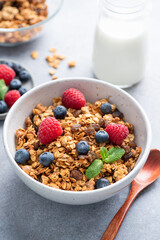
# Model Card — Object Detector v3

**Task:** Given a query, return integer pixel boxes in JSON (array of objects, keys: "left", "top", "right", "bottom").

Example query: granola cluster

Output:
[
  {"left": 0, "top": 0, "right": 48, "bottom": 44},
  {"left": 16, "top": 98, "right": 141, "bottom": 191}
]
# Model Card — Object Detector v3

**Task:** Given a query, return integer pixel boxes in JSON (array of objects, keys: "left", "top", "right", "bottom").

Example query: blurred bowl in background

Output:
[{"left": 0, "top": 0, "right": 63, "bottom": 47}]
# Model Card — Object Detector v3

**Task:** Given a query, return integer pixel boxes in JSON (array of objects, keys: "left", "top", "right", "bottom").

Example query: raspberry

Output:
[
  {"left": 62, "top": 88, "right": 86, "bottom": 110},
  {"left": 4, "top": 90, "right": 21, "bottom": 108},
  {"left": 105, "top": 123, "right": 129, "bottom": 146},
  {"left": 0, "top": 64, "right": 15, "bottom": 85},
  {"left": 38, "top": 117, "right": 63, "bottom": 144}
]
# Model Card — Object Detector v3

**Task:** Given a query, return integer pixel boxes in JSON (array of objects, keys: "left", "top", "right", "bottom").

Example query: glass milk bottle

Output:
[{"left": 92, "top": 0, "right": 151, "bottom": 88}]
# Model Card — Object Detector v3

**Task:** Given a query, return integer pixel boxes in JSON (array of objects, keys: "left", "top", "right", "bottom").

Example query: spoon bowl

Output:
[
  {"left": 102, "top": 149, "right": 160, "bottom": 240},
  {"left": 134, "top": 149, "right": 160, "bottom": 185}
]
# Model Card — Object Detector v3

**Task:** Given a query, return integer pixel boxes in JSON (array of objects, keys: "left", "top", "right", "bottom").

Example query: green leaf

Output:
[
  {"left": 100, "top": 147, "right": 108, "bottom": 161},
  {"left": 0, "top": 79, "right": 8, "bottom": 100},
  {"left": 86, "top": 159, "right": 103, "bottom": 179},
  {"left": 103, "top": 147, "right": 125, "bottom": 163}
]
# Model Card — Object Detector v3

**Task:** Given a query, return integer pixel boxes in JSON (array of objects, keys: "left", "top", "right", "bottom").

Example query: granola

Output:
[
  {"left": 68, "top": 61, "right": 76, "bottom": 68},
  {"left": 0, "top": 0, "right": 48, "bottom": 44},
  {"left": 15, "top": 97, "right": 141, "bottom": 191},
  {"left": 31, "top": 51, "right": 38, "bottom": 59}
]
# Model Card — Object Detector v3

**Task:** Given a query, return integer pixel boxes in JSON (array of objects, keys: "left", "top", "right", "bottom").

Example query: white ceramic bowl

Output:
[{"left": 3, "top": 78, "right": 152, "bottom": 205}]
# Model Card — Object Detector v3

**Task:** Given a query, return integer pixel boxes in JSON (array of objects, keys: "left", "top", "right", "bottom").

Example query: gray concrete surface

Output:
[{"left": 0, "top": 0, "right": 160, "bottom": 239}]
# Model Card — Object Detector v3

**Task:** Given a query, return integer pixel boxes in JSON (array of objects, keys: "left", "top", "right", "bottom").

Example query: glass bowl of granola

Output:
[
  {"left": 0, "top": 0, "right": 63, "bottom": 46},
  {"left": 3, "top": 78, "right": 151, "bottom": 205}
]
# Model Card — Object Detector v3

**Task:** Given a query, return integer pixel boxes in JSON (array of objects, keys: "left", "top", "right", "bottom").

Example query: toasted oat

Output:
[
  {"left": 68, "top": 61, "right": 76, "bottom": 68},
  {"left": 52, "top": 76, "right": 58, "bottom": 80},
  {"left": 46, "top": 47, "right": 66, "bottom": 70},
  {"left": 49, "top": 48, "right": 56, "bottom": 53},
  {"left": 49, "top": 69, "right": 56, "bottom": 75},
  {"left": 57, "top": 55, "right": 66, "bottom": 60},
  {"left": 31, "top": 51, "right": 38, "bottom": 60},
  {"left": 50, "top": 63, "right": 58, "bottom": 69}
]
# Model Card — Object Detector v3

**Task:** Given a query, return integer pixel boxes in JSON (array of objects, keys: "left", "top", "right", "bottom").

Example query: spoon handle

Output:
[{"left": 101, "top": 184, "right": 142, "bottom": 240}]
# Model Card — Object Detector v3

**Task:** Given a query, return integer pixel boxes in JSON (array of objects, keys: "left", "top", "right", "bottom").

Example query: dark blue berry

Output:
[
  {"left": 95, "top": 130, "right": 109, "bottom": 143},
  {"left": 96, "top": 178, "right": 110, "bottom": 189},
  {"left": 12, "top": 63, "right": 23, "bottom": 76},
  {"left": 0, "top": 100, "right": 8, "bottom": 113},
  {"left": 100, "top": 103, "right": 112, "bottom": 114},
  {"left": 0, "top": 61, "right": 8, "bottom": 65},
  {"left": 6, "top": 62, "right": 14, "bottom": 69},
  {"left": 9, "top": 79, "right": 22, "bottom": 90},
  {"left": 0, "top": 61, "right": 13, "bottom": 68},
  {"left": 39, "top": 152, "right": 54, "bottom": 167},
  {"left": 15, "top": 149, "right": 30, "bottom": 164},
  {"left": 54, "top": 105, "right": 67, "bottom": 119},
  {"left": 19, "top": 70, "right": 31, "bottom": 82},
  {"left": 19, "top": 87, "right": 28, "bottom": 95},
  {"left": 76, "top": 141, "right": 90, "bottom": 155}
]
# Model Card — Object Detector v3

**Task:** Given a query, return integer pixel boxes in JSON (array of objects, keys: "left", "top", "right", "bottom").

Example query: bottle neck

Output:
[{"left": 99, "top": 0, "right": 150, "bottom": 14}]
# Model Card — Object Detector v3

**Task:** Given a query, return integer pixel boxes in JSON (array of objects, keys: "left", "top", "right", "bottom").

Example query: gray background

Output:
[{"left": 0, "top": 0, "right": 160, "bottom": 239}]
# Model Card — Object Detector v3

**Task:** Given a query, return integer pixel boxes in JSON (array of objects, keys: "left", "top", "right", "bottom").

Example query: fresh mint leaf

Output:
[
  {"left": 86, "top": 159, "right": 103, "bottom": 179},
  {"left": 85, "top": 147, "right": 125, "bottom": 179},
  {"left": 100, "top": 147, "right": 108, "bottom": 161},
  {"left": 103, "top": 147, "right": 125, "bottom": 163},
  {"left": 0, "top": 79, "right": 8, "bottom": 100}
]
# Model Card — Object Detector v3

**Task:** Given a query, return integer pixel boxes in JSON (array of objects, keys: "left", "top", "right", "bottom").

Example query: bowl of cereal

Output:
[
  {"left": 3, "top": 78, "right": 151, "bottom": 205},
  {"left": 0, "top": 0, "right": 63, "bottom": 46}
]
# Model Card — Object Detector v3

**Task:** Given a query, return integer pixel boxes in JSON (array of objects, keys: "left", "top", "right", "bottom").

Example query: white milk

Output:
[{"left": 92, "top": 17, "right": 147, "bottom": 87}]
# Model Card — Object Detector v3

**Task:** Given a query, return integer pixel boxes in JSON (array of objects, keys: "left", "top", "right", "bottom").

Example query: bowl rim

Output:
[
  {"left": 0, "top": 0, "right": 63, "bottom": 33},
  {"left": 3, "top": 77, "right": 152, "bottom": 195}
]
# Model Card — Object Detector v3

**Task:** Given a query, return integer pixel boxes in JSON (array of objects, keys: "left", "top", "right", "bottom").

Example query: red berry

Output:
[
  {"left": 105, "top": 123, "right": 129, "bottom": 145},
  {"left": 4, "top": 90, "right": 21, "bottom": 108},
  {"left": 38, "top": 117, "right": 63, "bottom": 144},
  {"left": 62, "top": 88, "right": 86, "bottom": 110},
  {"left": 0, "top": 64, "right": 15, "bottom": 85}
]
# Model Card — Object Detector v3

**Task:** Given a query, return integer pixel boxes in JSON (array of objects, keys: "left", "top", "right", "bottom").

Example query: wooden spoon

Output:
[{"left": 101, "top": 149, "right": 160, "bottom": 240}]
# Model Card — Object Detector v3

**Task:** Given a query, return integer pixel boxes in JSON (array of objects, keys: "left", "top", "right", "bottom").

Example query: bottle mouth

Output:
[{"left": 100, "top": 0, "right": 149, "bottom": 14}]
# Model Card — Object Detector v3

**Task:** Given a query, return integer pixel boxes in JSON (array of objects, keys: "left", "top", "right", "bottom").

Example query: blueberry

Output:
[
  {"left": 100, "top": 103, "right": 112, "bottom": 114},
  {"left": 12, "top": 63, "right": 23, "bottom": 76},
  {"left": 54, "top": 105, "right": 67, "bottom": 119},
  {"left": 0, "top": 61, "right": 10, "bottom": 66},
  {"left": 0, "top": 100, "right": 8, "bottom": 113},
  {"left": 9, "top": 79, "right": 22, "bottom": 90},
  {"left": 15, "top": 149, "right": 30, "bottom": 164},
  {"left": 6, "top": 62, "right": 14, "bottom": 69},
  {"left": 18, "top": 87, "right": 28, "bottom": 95},
  {"left": 76, "top": 141, "right": 90, "bottom": 155},
  {"left": 96, "top": 178, "right": 110, "bottom": 189},
  {"left": 95, "top": 130, "right": 109, "bottom": 143},
  {"left": 19, "top": 70, "right": 31, "bottom": 82},
  {"left": 39, "top": 152, "right": 54, "bottom": 167}
]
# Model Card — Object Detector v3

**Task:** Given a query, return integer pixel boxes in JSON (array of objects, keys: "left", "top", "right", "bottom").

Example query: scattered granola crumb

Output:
[
  {"left": 46, "top": 48, "right": 65, "bottom": 69},
  {"left": 68, "top": 61, "right": 76, "bottom": 68},
  {"left": 57, "top": 55, "right": 66, "bottom": 60},
  {"left": 49, "top": 48, "right": 56, "bottom": 53},
  {"left": 49, "top": 69, "right": 56, "bottom": 75},
  {"left": 45, "top": 47, "right": 76, "bottom": 78},
  {"left": 50, "top": 63, "right": 58, "bottom": 69},
  {"left": 31, "top": 51, "right": 38, "bottom": 60},
  {"left": 52, "top": 76, "right": 58, "bottom": 80}
]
